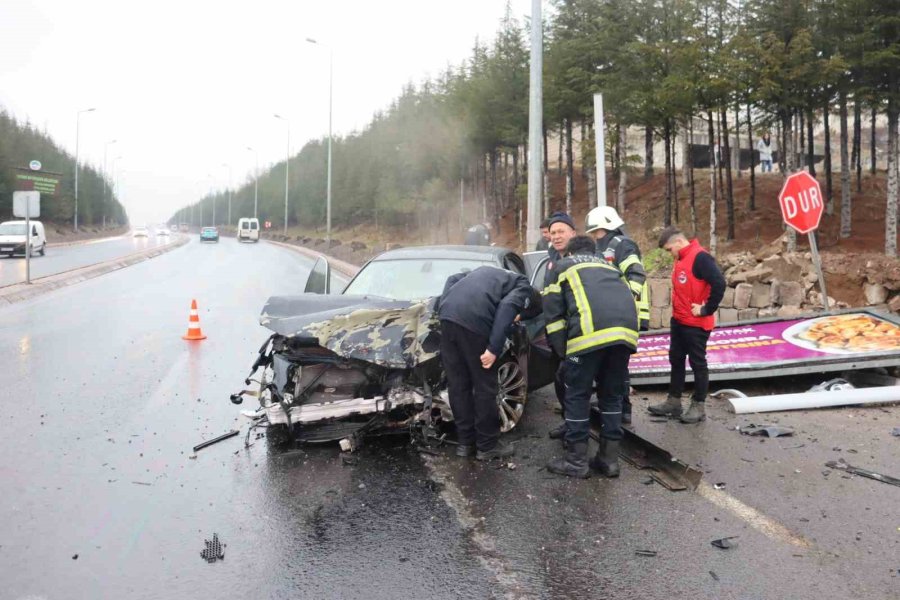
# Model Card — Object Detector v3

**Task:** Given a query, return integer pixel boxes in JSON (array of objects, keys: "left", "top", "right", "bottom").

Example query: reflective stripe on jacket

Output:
[
  {"left": 596, "top": 231, "right": 650, "bottom": 331},
  {"left": 542, "top": 254, "right": 639, "bottom": 357}
]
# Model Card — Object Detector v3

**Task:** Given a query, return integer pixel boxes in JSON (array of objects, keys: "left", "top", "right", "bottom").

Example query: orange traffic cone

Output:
[{"left": 182, "top": 299, "right": 207, "bottom": 340}]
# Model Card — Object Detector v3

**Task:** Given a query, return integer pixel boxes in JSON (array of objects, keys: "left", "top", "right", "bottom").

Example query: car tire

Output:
[
  {"left": 39, "top": 244, "right": 45, "bottom": 256},
  {"left": 496, "top": 358, "right": 527, "bottom": 433}
]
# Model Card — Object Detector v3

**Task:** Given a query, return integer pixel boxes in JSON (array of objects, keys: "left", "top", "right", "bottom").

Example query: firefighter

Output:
[
  {"left": 438, "top": 266, "right": 543, "bottom": 460},
  {"left": 542, "top": 212, "right": 578, "bottom": 441},
  {"left": 648, "top": 226, "right": 726, "bottom": 424},
  {"left": 543, "top": 235, "right": 639, "bottom": 478},
  {"left": 584, "top": 205, "right": 650, "bottom": 425}
]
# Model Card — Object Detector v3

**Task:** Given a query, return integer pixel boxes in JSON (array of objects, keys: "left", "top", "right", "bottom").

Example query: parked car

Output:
[
  {"left": 231, "top": 245, "right": 557, "bottom": 449},
  {"left": 0, "top": 220, "right": 47, "bottom": 257},
  {"left": 237, "top": 217, "right": 260, "bottom": 242},
  {"left": 200, "top": 227, "right": 219, "bottom": 243},
  {"left": 132, "top": 226, "right": 149, "bottom": 238}
]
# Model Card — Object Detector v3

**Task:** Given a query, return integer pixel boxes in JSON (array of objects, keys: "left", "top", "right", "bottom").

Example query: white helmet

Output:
[{"left": 585, "top": 205, "right": 624, "bottom": 234}]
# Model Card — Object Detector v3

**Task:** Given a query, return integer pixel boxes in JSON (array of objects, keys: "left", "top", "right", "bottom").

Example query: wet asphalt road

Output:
[
  {"left": 0, "top": 238, "right": 897, "bottom": 599},
  {"left": 0, "top": 233, "right": 172, "bottom": 287}
]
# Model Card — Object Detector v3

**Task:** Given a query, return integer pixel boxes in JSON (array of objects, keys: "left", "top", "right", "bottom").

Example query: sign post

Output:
[
  {"left": 778, "top": 172, "right": 828, "bottom": 310},
  {"left": 13, "top": 191, "right": 40, "bottom": 285}
]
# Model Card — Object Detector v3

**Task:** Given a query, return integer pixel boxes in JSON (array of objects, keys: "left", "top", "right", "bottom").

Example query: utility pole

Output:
[
  {"left": 526, "top": 0, "right": 544, "bottom": 249},
  {"left": 593, "top": 93, "right": 607, "bottom": 207}
]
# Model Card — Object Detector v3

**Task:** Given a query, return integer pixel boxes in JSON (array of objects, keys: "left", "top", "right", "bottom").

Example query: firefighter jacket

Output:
[
  {"left": 595, "top": 229, "right": 650, "bottom": 331},
  {"left": 542, "top": 253, "right": 639, "bottom": 358}
]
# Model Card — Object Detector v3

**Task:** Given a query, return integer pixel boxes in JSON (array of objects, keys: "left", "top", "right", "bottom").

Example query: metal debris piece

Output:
[
  {"left": 740, "top": 424, "right": 794, "bottom": 438},
  {"left": 340, "top": 454, "right": 359, "bottom": 466},
  {"left": 709, "top": 571, "right": 720, "bottom": 582},
  {"left": 825, "top": 460, "right": 900, "bottom": 487},
  {"left": 635, "top": 550, "right": 657, "bottom": 557},
  {"left": 200, "top": 533, "right": 225, "bottom": 563},
  {"left": 193, "top": 430, "right": 239, "bottom": 452},
  {"left": 131, "top": 481, "right": 152, "bottom": 486},
  {"left": 713, "top": 482, "right": 726, "bottom": 490},
  {"left": 891, "top": 427, "right": 900, "bottom": 437},
  {"left": 711, "top": 536, "right": 739, "bottom": 550}
]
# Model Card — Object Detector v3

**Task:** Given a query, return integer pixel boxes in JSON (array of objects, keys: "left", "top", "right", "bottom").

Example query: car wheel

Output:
[
  {"left": 39, "top": 244, "right": 45, "bottom": 256},
  {"left": 497, "top": 359, "right": 527, "bottom": 433}
]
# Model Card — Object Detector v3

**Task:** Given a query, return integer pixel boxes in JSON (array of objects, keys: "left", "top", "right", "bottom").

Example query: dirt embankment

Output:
[{"left": 43, "top": 222, "right": 128, "bottom": 245}]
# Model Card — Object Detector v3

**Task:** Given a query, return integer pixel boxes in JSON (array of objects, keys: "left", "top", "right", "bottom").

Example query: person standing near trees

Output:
[
  {"left": 757, "top": 133, "right": 774, "bottom": 173},
  {"left": 648, "top": 227, "right": 726, "bottom": 424},
  {"left": 584, "top": 205, "right": 650, "bottom": 425},
  {"left": 535, "top": 218, "right": 551, "bottom": 251}
]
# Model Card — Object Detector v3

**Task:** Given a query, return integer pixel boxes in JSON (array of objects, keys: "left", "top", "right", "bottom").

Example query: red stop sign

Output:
[{"left": 778, "top": 171, "right": 824, "bottom": 234}]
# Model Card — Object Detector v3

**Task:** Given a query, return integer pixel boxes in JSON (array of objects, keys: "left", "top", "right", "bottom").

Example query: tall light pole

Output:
[
  {"left": 526, "top": 0, "right": 543, "bottom": 249},
  {"left": 306, "top": 37, "right": 333, "bottom": 242},
  {"left": 221, "top": 163, "right": 232, "bottom": 226},
  {"left": 103, "top": 139, "right": 117, "bottom": 229},
  {"left": 274, "top": 114, "right": 291, "bottom": 235},
  {"left": 74, "top": 107, "right": 96, "bottom": 232},
  {"left": 207, "top": 173, "right": 216, "bottom": 226},
  {"left": 246, "top": 146, "right": 259, "bottom": 218}
]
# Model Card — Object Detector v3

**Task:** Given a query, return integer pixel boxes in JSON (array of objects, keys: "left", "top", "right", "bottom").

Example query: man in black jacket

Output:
[{"left": 438, "top": 266, "right": 542, "bottom": 460}]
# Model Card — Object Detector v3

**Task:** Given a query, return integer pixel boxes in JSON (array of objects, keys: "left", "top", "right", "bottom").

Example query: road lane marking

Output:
[
  {"left": 697, "top": 481, "right": 811, "bottom": 548},
  {"left": 422, "top": 455, "right": 537, "bottom": 600}
]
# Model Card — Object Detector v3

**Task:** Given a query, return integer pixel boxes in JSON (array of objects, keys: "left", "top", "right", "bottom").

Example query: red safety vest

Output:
[{"left": 671, "top": 239, "right": 715, "bottom": 330}]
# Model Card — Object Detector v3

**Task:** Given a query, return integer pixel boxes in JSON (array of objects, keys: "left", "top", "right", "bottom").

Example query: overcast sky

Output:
[{"left": 1, "top": 0, "right": 534, "bottom": 225}]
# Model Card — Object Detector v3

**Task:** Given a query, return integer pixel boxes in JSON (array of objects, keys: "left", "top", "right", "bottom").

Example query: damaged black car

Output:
[{"left": 232, "top": 246, "right": 557, "bottom": 451}]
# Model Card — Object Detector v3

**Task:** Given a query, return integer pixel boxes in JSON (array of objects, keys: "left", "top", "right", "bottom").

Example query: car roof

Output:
[{"left": 370, "top": 244, "right": 514, "bottom": 262}]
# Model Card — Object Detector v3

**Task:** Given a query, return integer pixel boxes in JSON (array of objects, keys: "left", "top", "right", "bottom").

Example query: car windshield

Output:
[
  {"left": 202, "top": 228, "right": 216, "bottom": 233},
  {"left": 343, "top": 258, "right": 496, "bottom": 300},
  {"left": 0, "top": 223, "right": 27, "bottom": 236}
]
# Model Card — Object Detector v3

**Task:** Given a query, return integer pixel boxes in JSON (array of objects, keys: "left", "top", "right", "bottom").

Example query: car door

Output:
[
  {"left": 304, "top": 256, "right": 332, "bottom": 294},
  {"left": 507, "top": 252, "right": 558, "bottom": 391}
]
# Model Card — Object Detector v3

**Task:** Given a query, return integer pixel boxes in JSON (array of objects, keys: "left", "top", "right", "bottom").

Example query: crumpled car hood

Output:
[{"left": 259, "top": 294, "right": 441, "bottom": 369}]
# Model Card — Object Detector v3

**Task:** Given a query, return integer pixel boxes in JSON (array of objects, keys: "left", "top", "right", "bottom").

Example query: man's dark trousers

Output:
[
  {"left": 563, "top": 345, "right": 630, "bottom": 446},
  {"left": 440, "top": 320, "right": 501, "bottom": 451},
  {"left": 668, "top": 319, "right": 712, "bottom": 402}
]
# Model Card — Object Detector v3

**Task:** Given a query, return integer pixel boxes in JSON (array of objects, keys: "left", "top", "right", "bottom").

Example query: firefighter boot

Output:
[
  {"left": 680, "top": 401, "right": 706, "bottom": 424},
  {"left": 546, "top": 441, "right": 590, "bottom": 479},
  {"left": 647, "top": 395, "right": 683, "bottom": 417},
  {"left": 548, "top": 422, "right": 567, "bottom": 440},
  {"left": 589, "top": 438, "right": 621, "bottom": 478}
]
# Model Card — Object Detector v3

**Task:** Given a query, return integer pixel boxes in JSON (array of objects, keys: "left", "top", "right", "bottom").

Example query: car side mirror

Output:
[{"left": 304, "top": 256, "right": 332, "bottom": 294}]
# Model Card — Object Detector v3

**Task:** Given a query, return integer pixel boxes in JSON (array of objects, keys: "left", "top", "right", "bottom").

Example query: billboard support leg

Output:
[{"left": 808, "top": 232, "right": 828, "bottom": 311}]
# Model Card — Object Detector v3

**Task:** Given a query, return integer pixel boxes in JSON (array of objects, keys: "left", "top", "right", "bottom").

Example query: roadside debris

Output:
[
  {"left": 200, "top": 533, "right": 225, "bottom": 563},
  {"left": 891, "top": 427, "right": 900, "bottom": 437},
  {"left": 825, "top": 459, "right": 900, "bottom": 488},
  {"left": 808, "top": 378, "right": 854, "bottom": 392},
  {"left": 711, "top": 536, "right": 739, "bottom": 550},
  {"left": 709, "top": 571, "right": 720, "bottom": 582},
  {"left": 193, "top": 430, "right": 240, "bottom": 452},
  {"left": 713, "top": 482, "right": 726, "bottom": 490},
  {"left": 726, "top": 385, "right": 900, "bottom": 414},
  {"left": 739, "top": 424, "right": 795, "bottom": 438},
  {"left": 634, "top": 550, "right": 658, "bottom": 557}
]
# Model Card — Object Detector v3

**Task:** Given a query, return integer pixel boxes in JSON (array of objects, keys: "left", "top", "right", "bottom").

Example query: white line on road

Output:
[{"left": 696, "top": 481, "right": 811, "bottom": 548}]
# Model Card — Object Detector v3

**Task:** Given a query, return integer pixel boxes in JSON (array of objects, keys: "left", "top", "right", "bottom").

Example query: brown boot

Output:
[
  {"left": 647, "top": 395, "right": 683, "bottom": 417},
  {"left": 679, "top": 401, "right": 706, "bottom": 424}
]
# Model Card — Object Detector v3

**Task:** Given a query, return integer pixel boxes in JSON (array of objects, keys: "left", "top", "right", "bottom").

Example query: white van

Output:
[
  {"left": 237, "top": 218, "right": 260, "bottom": 242},
  {"left": 0, "top": 220, "right": 47, "bottom": 257}
]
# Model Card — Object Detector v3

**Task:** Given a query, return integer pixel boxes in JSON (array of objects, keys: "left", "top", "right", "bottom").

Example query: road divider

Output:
[
  {"left": 263, "top": 239, "right": 360, "bottom": 277},
  {"left": 0, "top": 235, "right": 189, "bottom": 306}
]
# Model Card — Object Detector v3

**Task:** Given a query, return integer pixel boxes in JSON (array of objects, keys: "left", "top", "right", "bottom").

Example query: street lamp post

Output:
[
  {"left": 103, "top": 139, "right": 117, "bottom": 229},
  {"left": 274, "top": 114, "right": 290, "bottom": 235},
  {"left": 74, "top": 107, "right": 96, "bottom": 232},
  {"left": 221, "top": 163, "right": 232, "bottom": 226},
  {"left": 306, "top": 37, "right": 333, "bottom": 242},
  {"left": 246, "top": 146, "right": 259, "bottom": 218}
]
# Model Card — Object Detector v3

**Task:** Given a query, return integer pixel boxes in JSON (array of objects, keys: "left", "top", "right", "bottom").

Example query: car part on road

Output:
[
  {"left": 200, "top": 533, "right": 225, "bottom": 563},
  {"left": 711, "top": 536, "right": 739, "bottom": 550},
  {"left": 193, "top": 430, "right": 239, "bottom": 452},
  {"left": 739, "top": 424, "right": 795, "bottom": 438},
  {"left": 710, "top": 389, "right": 748, "bottom": 400},
  {"left": 634, "top": 550, "right": 657, "bottom": 557},
  {"left": 726, "top": 385, "right": 900, "bottom": 414},
  {"left": 590, "top": 409, "right": 703, "bottom": 491},
  {"left": 825, "top": 459, "right": 900, "bottom": 487},
  {"left": 892, "top": 427, "right": 900, "bottom": 437}
]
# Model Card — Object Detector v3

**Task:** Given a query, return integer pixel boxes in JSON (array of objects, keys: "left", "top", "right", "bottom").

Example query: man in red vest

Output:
[{"left": 648, "top": 227, "right": 725, "bottom": 424}]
